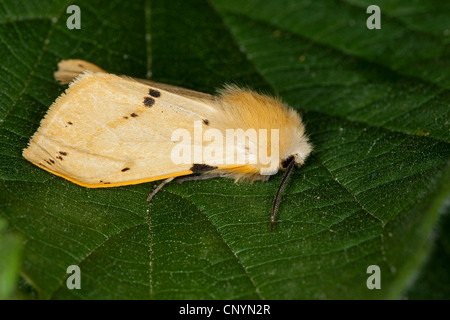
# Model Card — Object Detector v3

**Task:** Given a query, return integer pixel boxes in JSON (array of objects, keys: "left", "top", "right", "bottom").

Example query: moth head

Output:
[
  {"left": 272, "top": 132, "right": 312, "bottom": 231},
  {"left": 276, "top": 106, "right": 312, "bottom": 171},
  {"left": 280, "top": 141, "right": 312, "bottom": 169}
]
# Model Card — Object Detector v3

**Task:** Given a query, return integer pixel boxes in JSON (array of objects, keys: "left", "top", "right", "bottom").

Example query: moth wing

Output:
[
  {"left": 23, "top": 72, "right": 219, "bottom": 187},
  {"left": 135, "top": 78, "right": 216, "bottom": 103},
  {"left": 55, "top": 59, "right": 217, "bottom": 103}
]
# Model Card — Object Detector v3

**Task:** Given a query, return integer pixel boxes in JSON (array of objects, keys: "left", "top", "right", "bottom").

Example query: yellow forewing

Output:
[{"left": 23, "top": 72, "right": 220, "bottom": 187}]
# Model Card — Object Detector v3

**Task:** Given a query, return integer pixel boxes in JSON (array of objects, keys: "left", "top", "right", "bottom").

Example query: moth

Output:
[{"left": 23, "top": 60, "right": 312, "bottom": 230}]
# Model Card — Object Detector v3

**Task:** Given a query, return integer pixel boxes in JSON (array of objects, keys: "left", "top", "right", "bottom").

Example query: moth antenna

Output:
[{"left": 271, "top": 157, "right": 296, "bottom": 231}]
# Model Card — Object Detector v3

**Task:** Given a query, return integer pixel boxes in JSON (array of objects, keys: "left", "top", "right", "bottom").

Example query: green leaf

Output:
[
  {"left": 406, "top": 211, "right": 450, "bottom": 300},
  {"left": 0, "top": 218, "right": 24, "bottom": 299},
  {"left": 0, "top": 0, "right": 449, "bottom": 299}
]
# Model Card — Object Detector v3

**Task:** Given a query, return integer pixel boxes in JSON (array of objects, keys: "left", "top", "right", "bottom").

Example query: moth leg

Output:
[
  {"left": 176, "top": 173, "right": 224, "bottom": 184},
  {"left": 146, "top": 177, "right": 175, "bottom": 202}
]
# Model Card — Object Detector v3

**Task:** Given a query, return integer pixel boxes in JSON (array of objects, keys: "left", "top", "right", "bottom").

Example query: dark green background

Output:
[{"left": 0, "top": 0, "right": 448, "bottom": 299}]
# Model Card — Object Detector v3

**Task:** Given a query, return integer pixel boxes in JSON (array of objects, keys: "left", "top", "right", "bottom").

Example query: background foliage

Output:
[{"left": 0, "top": 0, "right": 448, "bottom": 299}]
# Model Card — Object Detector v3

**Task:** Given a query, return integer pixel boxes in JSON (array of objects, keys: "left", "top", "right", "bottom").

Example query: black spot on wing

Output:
[
  {"left": 144, "top": 97, "right": 155, "bottom": 107},
  {"left": 190, "top": 163, "right": 218, "bottom": 173},
  {"left": 59, "top": 151, "right": 67, "bottom": 156},
  {"left": 203, "top": 119, "right": 209, "bottom": 125},
  {"left": 67, "top": 121, "right": 73, "bottom": 125},
  {"left": 124, "top": 113, "right": 138, "bottom": 119},
  {"left": 149, "top": 89, "right": 161, "bottom": 97},
  {"left": 56, "top": 156, "right": 63, "bottom": 161},
  {"left": 121, "top": 167, "right": 130, "bottom": 172}
]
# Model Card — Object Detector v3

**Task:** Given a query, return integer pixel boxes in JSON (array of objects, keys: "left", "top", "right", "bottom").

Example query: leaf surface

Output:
[{"left": 0, "top": 0, "right": 448, "bottom": 299}]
